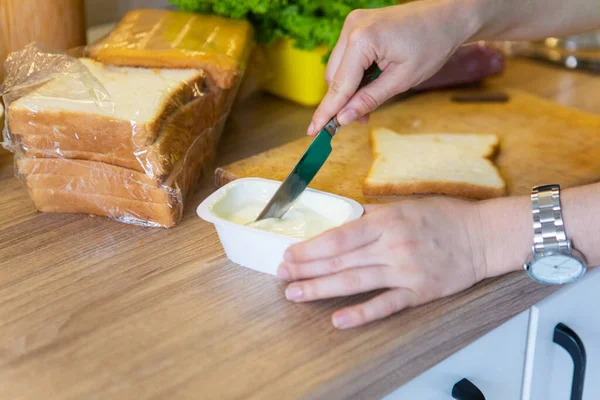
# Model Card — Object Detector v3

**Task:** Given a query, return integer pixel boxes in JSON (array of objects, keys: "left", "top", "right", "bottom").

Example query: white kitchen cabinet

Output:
[
  {"left": 522, "top": 268, "right": 600, "bottom": 400},
  {"left": 383, "top": 311, "right": 529, "bottom": 400}
]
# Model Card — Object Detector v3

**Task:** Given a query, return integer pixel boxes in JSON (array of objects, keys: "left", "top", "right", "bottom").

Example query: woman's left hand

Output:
[{"left": 277, "top": 197, "right": 491, "bottom": 329}]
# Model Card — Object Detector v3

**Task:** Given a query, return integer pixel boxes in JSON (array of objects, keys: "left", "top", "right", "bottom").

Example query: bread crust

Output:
[
  {"left": 363, "top": 180, "right": 505, "bottom": 200},
  {"left": 7, "top": 63, "right": 204, "bottom": 147},
  {"left": 15, "top": 105, "right": 226, "bottom": 227},
  {"left": 87, "top": 9, "right": 254, "bottom": 90},
  {"left": 89, "top": 50, "right": 238, "bottom": 90},
  {"left": 15, "top": 84, "right": 229, "bottom": 177},
  {"left": 29, "top": 188, "right": 179, "bottom": 227},
  {"left": 19, "top": 157, "right": 181, "bottom": 227},
  {"left": 25, "top": 174, "right": 174, "bottom": 203},
  {"left": 20, "top": 147, "right": 143, "bottom": 171},
  {"left": 17, "top": 158, "right": 159, "bottom": 186}
]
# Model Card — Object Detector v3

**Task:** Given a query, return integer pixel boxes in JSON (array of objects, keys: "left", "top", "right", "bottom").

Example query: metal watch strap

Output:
[{"left": 531, "top": 184, "right": 570, "bottom": 255}]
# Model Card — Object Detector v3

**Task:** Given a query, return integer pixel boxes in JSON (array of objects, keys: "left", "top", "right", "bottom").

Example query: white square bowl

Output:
[{"left": 197, "top": 178, "right": 364, "bottom": 275}]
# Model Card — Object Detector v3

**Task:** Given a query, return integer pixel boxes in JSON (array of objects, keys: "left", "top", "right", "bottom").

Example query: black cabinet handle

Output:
[
  {"left": 553, "top": 322, "right": 586, "bottom": 400},
  {"left": 451, "top": 378, "right": 486, "bottom": 400}
]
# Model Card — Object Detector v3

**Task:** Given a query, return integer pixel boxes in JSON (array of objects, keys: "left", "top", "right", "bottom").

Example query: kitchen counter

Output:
[{"left": 0, "top": 59, "right": 598, "bottom": 399}]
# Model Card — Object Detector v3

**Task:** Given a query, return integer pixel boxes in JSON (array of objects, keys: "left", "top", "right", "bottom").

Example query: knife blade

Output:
[{"left": 256, "top": 63, "right": 382, "bottom": 221}]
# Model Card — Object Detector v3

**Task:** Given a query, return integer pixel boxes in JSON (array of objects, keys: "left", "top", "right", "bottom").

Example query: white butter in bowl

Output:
[
  {"left": 197, "top": 178, "right": 364, "bottom": 275},
  {"left": 225, "top": 202, "right": 338, "bottom": 239}
]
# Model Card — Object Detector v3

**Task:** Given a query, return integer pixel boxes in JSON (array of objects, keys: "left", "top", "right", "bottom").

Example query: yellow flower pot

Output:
[
  {"left": 253, "top": 1, "right": 416, "bottom": 106},
  {"left": 258, "top": 39, "right": 328, "bottom": 107}
]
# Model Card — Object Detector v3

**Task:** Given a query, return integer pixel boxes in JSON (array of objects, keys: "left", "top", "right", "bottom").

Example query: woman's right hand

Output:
[{"left": 307, "top": 0, "right": 485, "bottom": 135}]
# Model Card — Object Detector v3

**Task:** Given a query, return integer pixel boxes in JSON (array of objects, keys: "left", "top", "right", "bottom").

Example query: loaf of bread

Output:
[
  {"left": 18, "top": 157, "right": 181, "bottom": 226},
  {"left": 29, "top": 189, "right": 179, "bottom": 228},
  {"left": 18, "top": 158, "right": 173, "bottom": 201},
  {"left": 6, "top": 60, "right": 227, "bottom": 226},
  {"left": 16, "top": 83, "right": 227, "bottom": 178},
  {"left": 88, "top": 9, "right": 254, "bottom": 89},
  {"left": 15, "top": 102, "right": 227, "bottom": 228},
  {"left": 3, "top": 8, "right": 253, "bottom": 227},
  {"left": 364, "top": 127, "right": 505, "bottom": 200},
  {"left": 8, "top": 58, "right": 204, "bottom": 148}
]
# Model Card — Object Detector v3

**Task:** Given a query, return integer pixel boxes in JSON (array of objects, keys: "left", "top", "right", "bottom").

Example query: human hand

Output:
[
  {"left": 307, "top": 0, "right": 484, "bottom": 135},
  {"left": 277, "top": 198, "right": 490, "bottom": 329}
]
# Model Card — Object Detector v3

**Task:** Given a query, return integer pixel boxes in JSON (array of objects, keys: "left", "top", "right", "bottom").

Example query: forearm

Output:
[
  {"left": 468, "top": 0, "right": 600, "bottom": 42},
  {"left": 480, "top": 183, "right": 600, "bottom": 278}
]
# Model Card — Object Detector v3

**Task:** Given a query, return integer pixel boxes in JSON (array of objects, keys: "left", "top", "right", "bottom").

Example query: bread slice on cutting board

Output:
[{"left": 364, "top": 127, "right": 505, "bottom": 200}]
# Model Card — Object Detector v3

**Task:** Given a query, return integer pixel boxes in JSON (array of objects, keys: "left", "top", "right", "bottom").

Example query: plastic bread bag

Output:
[
  {"left": 87, "top": 9, "right": 254, "bottom": 91},
  {"left": 1, "top": 10, "right": 253, "bottom": 228}
]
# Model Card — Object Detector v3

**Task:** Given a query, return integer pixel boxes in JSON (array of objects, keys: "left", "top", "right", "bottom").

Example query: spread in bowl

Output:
[
  {"left": 197, "top": 178, "right": 364, "bottom": 275},
  {"left": 226, "top": 202, "right": 337, "bottom": 239}
]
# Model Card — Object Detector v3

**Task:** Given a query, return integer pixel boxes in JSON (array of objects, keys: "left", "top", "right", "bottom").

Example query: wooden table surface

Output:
[{"left": 0, "top": 59, "right": 599, "bottom": 400}]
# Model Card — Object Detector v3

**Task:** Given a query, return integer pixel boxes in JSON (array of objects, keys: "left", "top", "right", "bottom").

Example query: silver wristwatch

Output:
[{"left": 524, "top": 184, "right": 587, "bottom": 285}]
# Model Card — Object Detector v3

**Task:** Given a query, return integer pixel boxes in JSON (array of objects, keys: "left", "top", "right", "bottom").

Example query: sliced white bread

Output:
[
  {"left": 17, "top": 158, "right": 174, "bottom": 203},
  {"left": 16, "top": 89, "right": 225, "bottom": 177},
  {"left": 17, "top": 157, "right": 182, "bottom": 227},
  {"left": 16, "top": 125, "right": 217, "bottom": 227},
  {"left": 29, "top": 189, "right": 179, "bottom": 228},
  {"left": 8, "top": 58, "right": 204, "bottom": 147},
  {"left": 364, "top": 127, "right": 505, "bottom": 200}
]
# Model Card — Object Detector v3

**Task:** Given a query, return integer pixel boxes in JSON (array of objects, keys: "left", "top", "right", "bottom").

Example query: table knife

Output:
[{"left": 256, "top": 63, "right": 382, "bottom": 221}]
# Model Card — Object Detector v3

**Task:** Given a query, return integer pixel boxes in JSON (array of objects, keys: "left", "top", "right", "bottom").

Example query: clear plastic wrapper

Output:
[
  {"left": 1, "top": 9, "right": 252, "bottom": 228},
  {"left": 87, "top": 9, "right": 254, "bottom": 90}
]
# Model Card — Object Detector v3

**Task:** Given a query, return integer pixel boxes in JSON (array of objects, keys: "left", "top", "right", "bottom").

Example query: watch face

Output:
[{"left": 529, "top": 254, "right": 586, "bottom": 284}]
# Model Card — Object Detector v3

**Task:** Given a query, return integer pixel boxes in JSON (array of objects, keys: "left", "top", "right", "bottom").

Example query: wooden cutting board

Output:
[{"left": 215, "top": 89, "right": 600, "bottom": 202}]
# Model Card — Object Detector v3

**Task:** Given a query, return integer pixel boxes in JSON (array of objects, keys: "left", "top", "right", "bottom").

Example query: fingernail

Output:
[
  {"left": 285, "top": 286, "right": 303, "bottom": 301},
  {"left": 307, "top": 122, "right": 315, "bottom": 135},
  {"left": 277, "top": 265, "right": 290, "bottom": 281},
  {"left": 333, "top": 314, "right": 351, "bottom": 329},
  {"left": 283, "top": 250, "right": 294, "bottom": 262},
  {"left": 337, "top": 109, "right": 357, "bottom": 126}
]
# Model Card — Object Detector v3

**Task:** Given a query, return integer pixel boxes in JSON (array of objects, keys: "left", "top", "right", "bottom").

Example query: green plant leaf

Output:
[{"left": 168, "top": 0, "right": 397, "bottom": 61}]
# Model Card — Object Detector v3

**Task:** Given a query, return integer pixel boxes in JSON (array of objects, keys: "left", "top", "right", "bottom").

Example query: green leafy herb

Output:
[{"left": 169, "top": 0, "right": 396, "bottom": 59}]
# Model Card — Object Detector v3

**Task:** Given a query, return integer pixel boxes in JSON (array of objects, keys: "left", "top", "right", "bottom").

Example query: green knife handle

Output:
[
  {"left": 358, "top": 62, "right": 382, "bottom": 90},
  {"left": 325, "top": 63, "right": 382, "bottom": 137}
]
